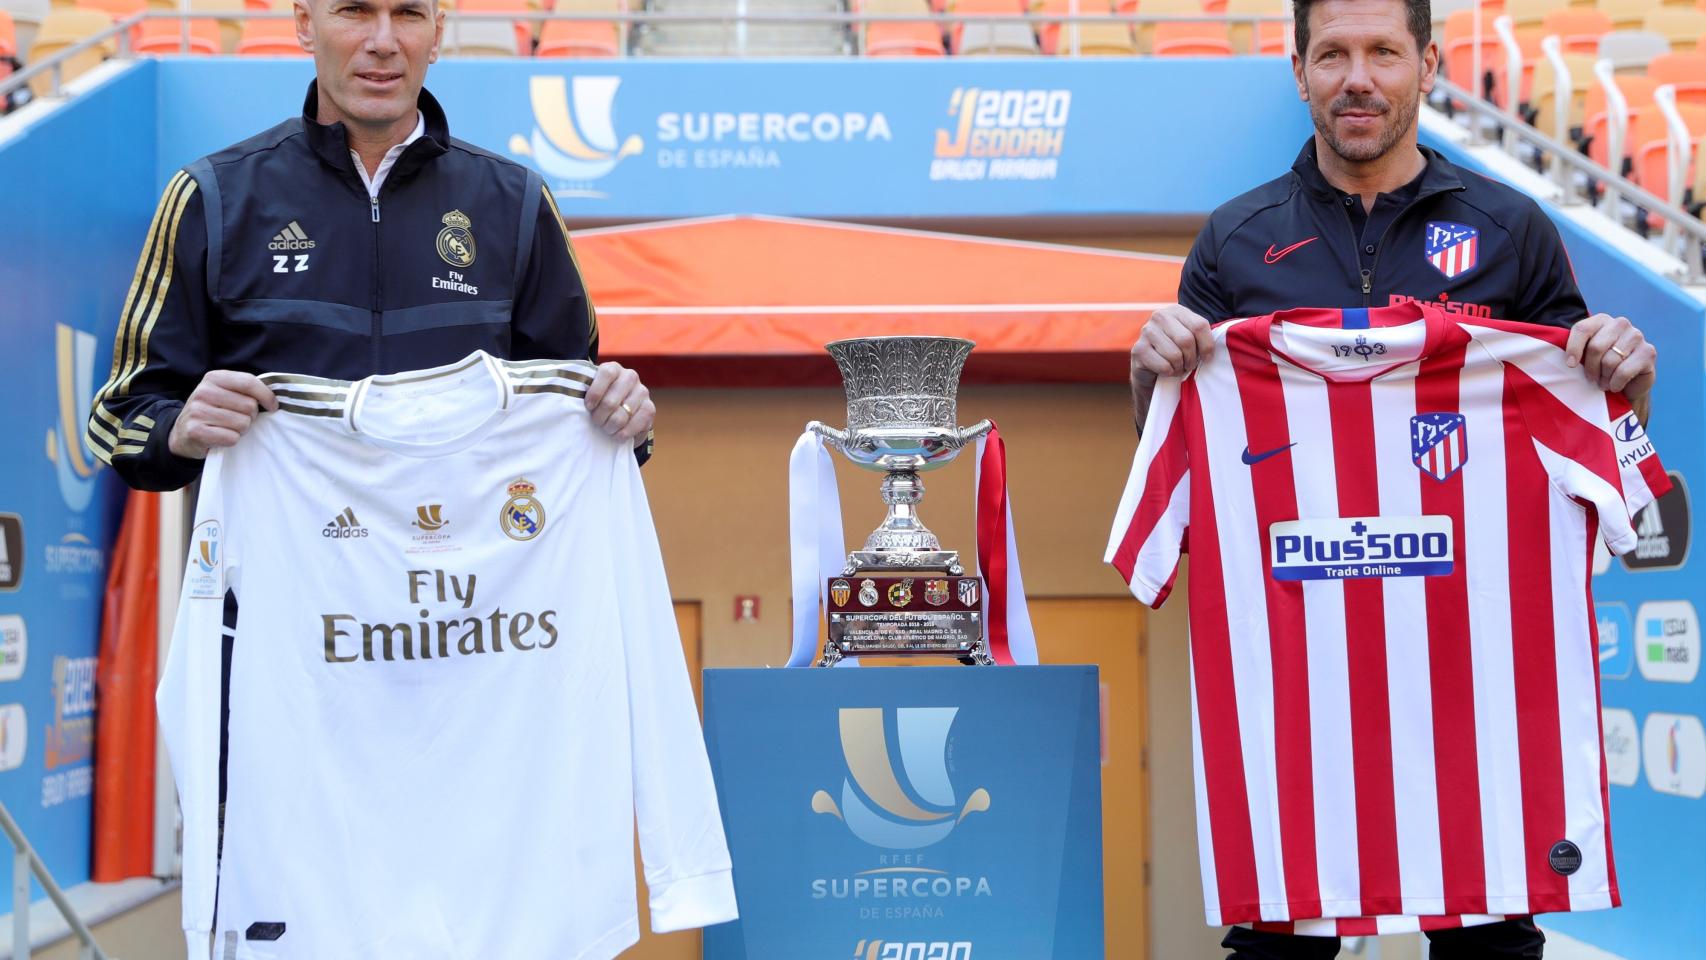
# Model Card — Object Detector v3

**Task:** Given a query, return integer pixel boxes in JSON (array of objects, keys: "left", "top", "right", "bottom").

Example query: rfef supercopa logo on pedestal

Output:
[{"left": 701, "top": 666, "right": 1105, "bottom": 960}]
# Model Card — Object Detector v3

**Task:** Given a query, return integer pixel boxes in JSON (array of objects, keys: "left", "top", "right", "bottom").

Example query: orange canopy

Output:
[{"left": 570, "top": 215, "right": 1181, "bottom": 385}]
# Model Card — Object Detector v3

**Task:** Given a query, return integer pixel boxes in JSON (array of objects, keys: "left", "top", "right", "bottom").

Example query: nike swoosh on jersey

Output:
[
  {"left": 1241, "top": 442, "right": 1297, "bottom": 465},
  {"left": 1263, "top": 237, "right": 1319, "bottom": 264}
]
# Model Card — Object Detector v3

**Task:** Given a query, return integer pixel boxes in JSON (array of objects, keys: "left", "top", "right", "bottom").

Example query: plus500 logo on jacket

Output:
[{"left": 1269, "top": 516, "right": 1454, "bottom": 581}]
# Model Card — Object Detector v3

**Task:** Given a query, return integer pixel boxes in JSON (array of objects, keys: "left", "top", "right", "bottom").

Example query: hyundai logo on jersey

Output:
[
  {"left": 1425, "top": 221, "right": 1479, "bottom": 278},
  {"left": 1269, "top": 516, "right": 1454, "bottom": 580},
  {"left": 1411, "top": 412, "right": 1468, "bottom": 481}
]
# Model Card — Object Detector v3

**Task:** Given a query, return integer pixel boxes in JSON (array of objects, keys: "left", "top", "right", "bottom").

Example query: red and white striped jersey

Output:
[{"left": 1106, "top": 303, "right": 1668, "bottom": 931}]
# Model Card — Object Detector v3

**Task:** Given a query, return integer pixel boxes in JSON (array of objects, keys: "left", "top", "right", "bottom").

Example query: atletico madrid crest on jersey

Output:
[
  {"left": 1411, "top": 412, "right": 1468, "bottom": 481},
  {"left": 1424, "top": 221, "right": 1478, "bottom": 278}
]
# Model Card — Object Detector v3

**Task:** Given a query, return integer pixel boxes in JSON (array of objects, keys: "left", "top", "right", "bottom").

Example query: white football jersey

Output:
[{"left": 158, "top": 352, "right": 736, "bottom": 960}]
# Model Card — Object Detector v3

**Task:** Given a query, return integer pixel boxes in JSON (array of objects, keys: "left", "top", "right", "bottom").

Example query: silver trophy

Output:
[{"left": 808, "top": 336, "right": 994, "bottom": 666}]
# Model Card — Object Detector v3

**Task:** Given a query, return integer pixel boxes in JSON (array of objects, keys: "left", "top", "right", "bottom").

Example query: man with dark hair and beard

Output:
[{"left": 1126, "top": 0, "right": 1657, "bottom": 958}]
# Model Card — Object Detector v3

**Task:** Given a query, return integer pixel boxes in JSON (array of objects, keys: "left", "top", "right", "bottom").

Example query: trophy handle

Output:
[
  {"left": 808, "top": 421, "right": 849, "bottom": 450},
  {"left": 957, "top": 419, "right": 994, "bottom": 445}
]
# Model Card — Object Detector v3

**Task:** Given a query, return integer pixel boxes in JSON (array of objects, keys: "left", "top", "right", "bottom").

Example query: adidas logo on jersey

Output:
[
  {"left": 323, "top": 508, "right": 369, "bottom": 540},
  {"left": 268, "top": 221, "right": 316, "bottom": 251}
]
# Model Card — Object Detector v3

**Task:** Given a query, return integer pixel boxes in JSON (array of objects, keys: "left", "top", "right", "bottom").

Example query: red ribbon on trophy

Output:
[{"left": 975, "top": 423, "right": 1037, "bottom": 666}]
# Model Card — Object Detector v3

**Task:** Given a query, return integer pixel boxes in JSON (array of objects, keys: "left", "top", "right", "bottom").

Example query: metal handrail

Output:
[
  {"left": 1435, "top": 73, "right": 1706, "bottom": 280},
  {"left": 1, "top": 9, "right": 1293, "bottom": 100},
  {"left": 1596, "top": 57, "right": 1628, "bottom": 214},
  {"left": 0, "top": 801, "right": 112, "bottom": 960}
]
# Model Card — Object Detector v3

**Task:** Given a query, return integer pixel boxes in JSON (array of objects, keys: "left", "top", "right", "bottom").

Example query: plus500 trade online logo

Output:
[{"left": 812, "top": 707, "right": 989, "bottom": 850}]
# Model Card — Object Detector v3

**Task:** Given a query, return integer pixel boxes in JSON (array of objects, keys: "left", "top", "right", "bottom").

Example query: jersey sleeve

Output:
[
  {"left": 605, "top": 444, "right": 737, "bottom": 932},
  {"left": 1105, "top": 374, "right": 1192, "bottom": 607},
  {"left": 155, "top": 451, "right": 241, "bottom": 960},
  {"left": 85, "top": 171, "right": 215, "bottom": 493},
  {"left": 1501, "top": 343, "right": 1670, "bottom": 554}
]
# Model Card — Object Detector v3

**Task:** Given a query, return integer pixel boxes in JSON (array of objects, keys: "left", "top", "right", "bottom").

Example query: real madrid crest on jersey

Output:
[
  {"left": 499, "top": 477, "right": 546, "bottom": 541},
  {"left": 437, "top": 210, "right": 477, "bottom": 268}
]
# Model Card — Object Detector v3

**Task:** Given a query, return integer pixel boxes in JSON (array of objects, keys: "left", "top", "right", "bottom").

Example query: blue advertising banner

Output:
[
  {"left": 0, "top": 62, "right": 155, "bottom": 893},
  {"left": 151, "top": 58, "right": 1311, "bottom": 220},
  {"left": 1433, "top": 139, "right": 1706, "bottom": 960},
  {"left": 701, "top": 666, "right": 1104, "bottom": 960}
]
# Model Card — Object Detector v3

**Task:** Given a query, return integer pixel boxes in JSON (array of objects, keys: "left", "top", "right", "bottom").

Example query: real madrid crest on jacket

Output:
[{"left": 85, "top": 82, "right": 628, "bottom": 494}]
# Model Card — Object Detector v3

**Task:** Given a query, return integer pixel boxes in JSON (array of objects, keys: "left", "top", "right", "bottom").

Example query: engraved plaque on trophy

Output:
[{"left": 807, "top": 336, "right": 993, "bottom": 666}]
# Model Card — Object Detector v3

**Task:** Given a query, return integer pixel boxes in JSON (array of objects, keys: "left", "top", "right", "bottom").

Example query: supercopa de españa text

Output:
[{"left": 321, "top": 569, "right": 559, "bottom": 663}]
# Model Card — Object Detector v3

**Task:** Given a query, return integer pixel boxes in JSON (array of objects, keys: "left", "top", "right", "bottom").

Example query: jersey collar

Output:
[
  {"left": 1241, "top": 302, "right": 1471, "bottom": 382},
  {"left": 1289, "top": 138, "right": 1466, "bottom": 205},
  {"left": 299, "top": 81, "right": 452, "bottom": 189}
]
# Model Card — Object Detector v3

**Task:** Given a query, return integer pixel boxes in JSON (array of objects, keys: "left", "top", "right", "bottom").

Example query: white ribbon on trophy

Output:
[
  {"left": 787, "top": 429, "right": 848, "bottom": 668},
  {"left": 787, "top": 425, "right": 1038, "bottom": 667}
]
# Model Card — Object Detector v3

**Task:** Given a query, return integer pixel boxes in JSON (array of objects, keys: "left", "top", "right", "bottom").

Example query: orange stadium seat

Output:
[
  {"left": 1543, "top": 7, "right": 1614, "bottom": 51},
  {"left": 1121, "top": 0, "right": 1199, "bottom": 52},
  {"left": 864, "top": 20, "right": 944, "bottom": 53},
  {"left": 1584, "top": 73, "right": 1658, "bottom": 169},
  {"left": 1152, "top": 19, "right": 1232, "bottom": 52},
  {"left": 236, "top": 16, "right": 303, "bottom": 53},
  {"left": 27, "top": 7, "right": 112, "bottom": 95},
  {"left": 1650, "top": 49, "right": 1706, "bottom": 100},
  {"left": 134, "top": 15, "right": 218, "bottom": 51},
  {"left": 1629, "top": 100, "right": 1706, "bottom": 195},
  {"left": 1443, "top": 9, "right": 1503, "bottom": 98},
  {"left": 543, "top": 0, "right": 618, "bottom": 47},
  {"left": 456, "top": 0, "right": 531, "bottom": 53},
  {"left": 536, "top": 16, "right": 622, "bottom": 55},
  {"left": 1226, "top": 0, "right": 1288, "bottom": 54}
]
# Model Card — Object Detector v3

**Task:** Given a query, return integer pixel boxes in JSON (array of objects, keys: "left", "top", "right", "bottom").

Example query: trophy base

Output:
[
  {"left": 817, "top": 573, "right": 993, "bottom": 666},
  {"left": 844, "top": 550, "right": 965, "bottom": 575}
]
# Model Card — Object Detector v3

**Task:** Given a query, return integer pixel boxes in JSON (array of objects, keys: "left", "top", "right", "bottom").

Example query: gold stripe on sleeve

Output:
[
  {"left": 540, "top": 186, "right": 599, "bottom": 351},
  {"left": 114, "top": 180, "right": 200, "bottom": 399}
]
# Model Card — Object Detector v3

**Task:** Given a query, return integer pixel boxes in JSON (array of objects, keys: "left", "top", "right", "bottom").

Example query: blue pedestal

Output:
[{"left": 702, "top": 665, "right": 1105, "bottom": 960}]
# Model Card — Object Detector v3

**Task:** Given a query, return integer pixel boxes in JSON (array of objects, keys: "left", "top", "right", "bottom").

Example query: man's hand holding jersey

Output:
[
  {"left": 168, "top": 370, "right": 279, "bottom": 460},
  {"left": 1565, "top": 313, "right": 1656, "bottom": 421},
  {"left": 585, "top": 361, "right": 656, "bottom": 446}
]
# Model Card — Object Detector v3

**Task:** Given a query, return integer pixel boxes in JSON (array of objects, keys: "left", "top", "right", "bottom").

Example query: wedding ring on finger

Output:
[{"left": 1610, "top": 345, "right": 1630, "bottom": 359}]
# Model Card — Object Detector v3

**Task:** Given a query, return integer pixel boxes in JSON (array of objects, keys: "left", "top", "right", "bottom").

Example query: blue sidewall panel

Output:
[{"left": 0, "top": 61, "right": 155, "bottom": 891}]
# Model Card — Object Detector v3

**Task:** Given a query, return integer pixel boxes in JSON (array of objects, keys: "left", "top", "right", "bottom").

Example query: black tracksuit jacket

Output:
[
  {"left": 1179, "top": 140, "right": 1589, "bottom": 329},
  {"left": 86, "top": 82, "right": 632, "bottom": 492}
]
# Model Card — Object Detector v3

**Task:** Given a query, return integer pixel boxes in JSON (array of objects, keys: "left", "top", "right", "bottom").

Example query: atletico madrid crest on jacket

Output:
[
  {"left": 1411, "top": 412, "right": 1468, "bottom": 481},
  {"left": 1424, "top": 221, "right": 1478, "bottom": 278}
]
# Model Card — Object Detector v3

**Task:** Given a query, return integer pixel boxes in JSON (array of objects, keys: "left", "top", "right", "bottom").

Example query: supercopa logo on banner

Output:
[
  {"left": 703, "top": 667, "right": 1102, "bottom": 960},
  {"left": 809, "top": 707, "right": 994, "bottom": 918},
  {"left": 508, "top": 73, "right": 896, "bottom": 197}
]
